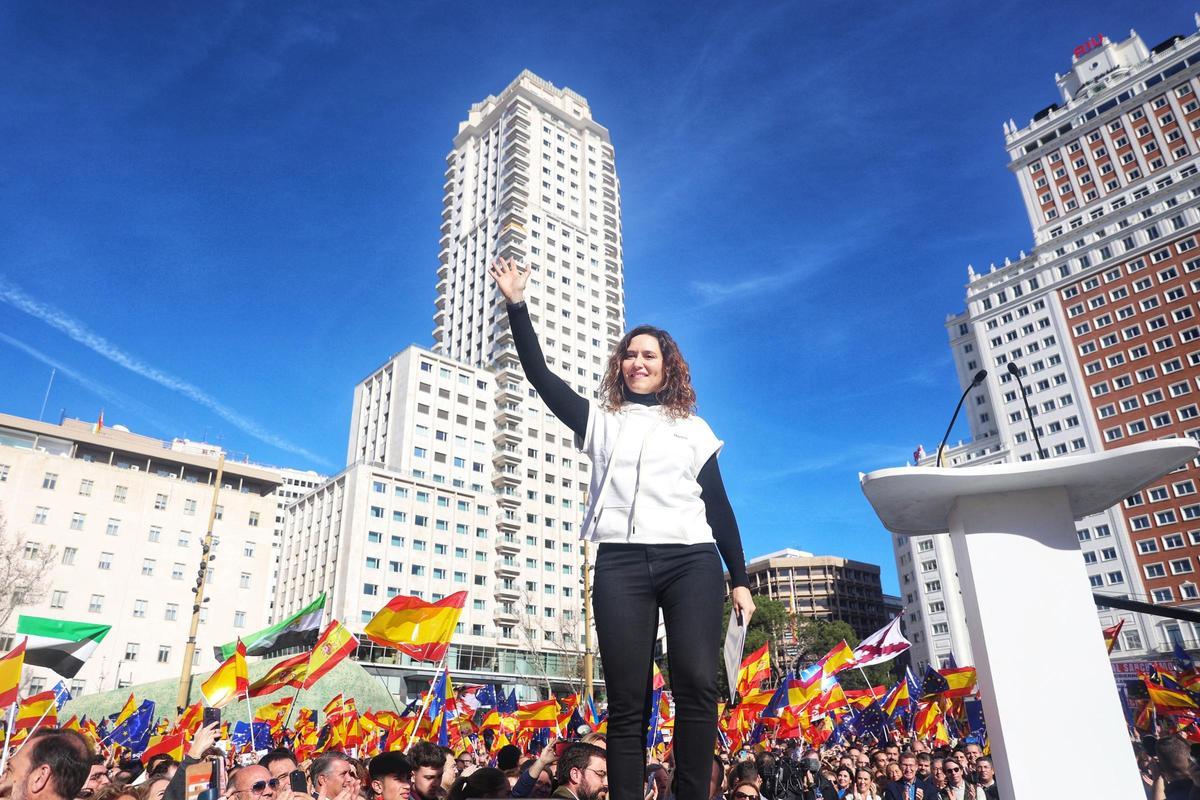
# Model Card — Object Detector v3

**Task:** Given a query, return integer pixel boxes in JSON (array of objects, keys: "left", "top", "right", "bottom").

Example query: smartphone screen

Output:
[
  {"left": 203, "top": 707, "right": 221, "bottom": 728},
  {"left": 289, "top": 770, "right": 308, "bottom": 794}
]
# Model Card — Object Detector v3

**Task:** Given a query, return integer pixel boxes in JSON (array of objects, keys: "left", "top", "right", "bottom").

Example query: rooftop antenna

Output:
[{"left": 38, "top": 368, "right": 56, "bottom": 421}]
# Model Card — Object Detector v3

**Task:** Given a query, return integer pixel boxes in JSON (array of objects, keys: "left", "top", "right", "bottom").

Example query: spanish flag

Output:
[
  {"left": 174, "top": 701, "right": 204, "bottom": 735},
  {"left": 112, "top": 693, "right": 137, "bottom": 727},
  {"left": 140, "top": 732, "right": 185, "bottom": 764},
  {"left": 250, "top": 651, "right": 310, "bottom": 697},
  {"left": 255, "top": 697, "right": 294, "bottom": 724},
  {"left": 14, "top": 690, "right": 57, "bottom": 737},
  {"left": 1103, "top": 619, "right": 1124, "bottom": 654},
  {"left": 0, "top": 639, "right": 26, "bottom": 707},
  {"left": 200, "top": 640, "right": 248, "bottom": 708},
  {"left": 817, "top": 640, "right": 856, "bottom": 676},
  {"left": 937, "top": 666, "right": 977, "bottom": 699},
  {"left": 1144, "top": 673, "right": 1198, "bottom": 711},
  {"left": 736, "top": 643, "right": 771, "bottom": 697},
  {"left": 515, "top": 698, "right": 559, "bottom": 729},
  {"left": 303, "top": 621, "right": 357, "bottom": 689},
  {"left": 363, "top": 591, "right": 466, "bottom": 662}
]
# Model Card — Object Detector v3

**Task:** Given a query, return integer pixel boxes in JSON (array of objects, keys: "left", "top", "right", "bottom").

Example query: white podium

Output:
[{"left": 860, "top": 439, "right": 1199, "bottom": 800}]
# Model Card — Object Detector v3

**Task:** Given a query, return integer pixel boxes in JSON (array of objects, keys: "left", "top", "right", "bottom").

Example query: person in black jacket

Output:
[{"left": 882, "top": 754, "right": 936, "bottom": 800}]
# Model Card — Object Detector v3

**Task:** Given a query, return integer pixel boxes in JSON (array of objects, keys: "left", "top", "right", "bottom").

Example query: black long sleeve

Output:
[
  {"left": 698, "top": 454, "right": 749, "bottom": 588},
  {"left": 506, "top": 301, "right": 588, "bottom": 439}
]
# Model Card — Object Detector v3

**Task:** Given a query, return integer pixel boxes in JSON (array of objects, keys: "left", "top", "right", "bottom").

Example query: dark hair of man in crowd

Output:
[
  {"left": 26, "top": 728, "right": 93, "bottom": 800},
  {"left": 555, "top": 743, "right": 605, "bottom": 786},
  {"left": 729, "top": 761, "right": 759, "bottom": 784},
  {"left": 309, "top": 751, "right": 351, "bottom": 787},
  {"left": 259, "top": 749, "right": 298, "bottom": 772},
  {"left": 446, "top": 768, "right": 507, "bottom": 800},
  {"left": 1158, "top": 736, "right": 1192, "bottom": 775},
  {"left": 407, "top": 741, "right": 446, "bottom": 771},
  {"left": 145, "top": 756, "right": 177, "bottom": 779},
  {"left": 496, "top": 745, "right": 522, "bottom": 774}
]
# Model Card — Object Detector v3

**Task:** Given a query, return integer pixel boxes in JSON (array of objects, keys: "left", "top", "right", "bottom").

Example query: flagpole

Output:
[
  {"left": 282, "top": 683, "right": 304, "bottom": 730},
  {"left": 407, "top": 658, "right": 448, "bottom": 752},
  {"left": 10, "top": 702, "right": 58, "bottom": 758},
  {"left": 244, "top": 686, "right": 257, "bottom": 752},
  {"left": 0, "top": 702, "right": 15, "bottom": 775},
  {"left": 177, "top": 453, "right": 225, "bottom": 713}
]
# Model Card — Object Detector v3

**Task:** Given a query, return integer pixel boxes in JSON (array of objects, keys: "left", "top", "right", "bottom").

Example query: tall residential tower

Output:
[{"left": 276, "top": 71, "right": 623, "bottom": 699}]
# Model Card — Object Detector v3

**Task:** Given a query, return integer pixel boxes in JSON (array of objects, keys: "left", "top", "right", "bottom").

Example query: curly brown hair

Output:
[{"left": 599, "top": 325, "right": 697, "bottom": 418}]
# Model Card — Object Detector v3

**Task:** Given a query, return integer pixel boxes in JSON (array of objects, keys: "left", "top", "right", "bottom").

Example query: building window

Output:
[
  {"left": 50, "top": 591, "right": 67, "bottom": 609},
  {"left": 165, "top": 604, "right": 178, "bottom": 621},
  {"left": 106, "top": 519, "right": 120, "bottom": 536},
  {"left": 154, "top": 494, "right": 168, "bottom": 510},
  {"left": 233, "top": 611, "right": 246, "bottom": 628},
  {"left": 133, "top": 600, "right": 147, "bottom": 618},
  {"left": 78, "top": 479, "right": 93, "bottom": 496},
  {"left": 88, "top": 595, "right": 104, "bottom": 613},
  {"left": 42, "top": 473, "right": 57, "bottom": 490},
  {"left": 98, "top": 553, "right": 113, "bottom": 570},
  {"left": 157, "top": 646, "right": 171, "bottom": 664},
  {"left": 141, "top": 559, "right": 155, "bottom": 576},
  {"left": 69, "top": 513, "right": 85, "bottom": 531},
  {"left": 33, "top": 507, "right": 48, "bottom": 525},
  {"left": 124, "top": 643, "right": 139, "bottom": 661}
]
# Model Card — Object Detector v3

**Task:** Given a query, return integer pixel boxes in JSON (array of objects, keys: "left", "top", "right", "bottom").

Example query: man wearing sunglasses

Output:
[
  {"left": 228, "top": 767, "right": 288, "bottom": 800},
  {"left": 937, "top": 761, "right": 972, "bottom": 800}
]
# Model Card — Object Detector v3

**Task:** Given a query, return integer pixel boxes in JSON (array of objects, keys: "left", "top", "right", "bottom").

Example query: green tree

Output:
[
  {"left": 709, "top": 595, "right": 790, "bottom": 701},
  {"left": 792, "top": 617, "right": 896, "bottom": 691}
]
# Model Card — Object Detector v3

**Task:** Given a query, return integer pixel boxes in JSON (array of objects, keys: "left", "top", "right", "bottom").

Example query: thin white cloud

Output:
[
  {"left": 0, "top": 278, "right": 331, "bottom": 467},
  {"left": 0, "top": 332, "right": 175, "bottom": 434}
]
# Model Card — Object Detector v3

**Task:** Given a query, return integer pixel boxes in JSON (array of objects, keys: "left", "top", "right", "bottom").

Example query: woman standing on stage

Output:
[{"left": 489, "top": 257, "right": 755, "bottom": 800}]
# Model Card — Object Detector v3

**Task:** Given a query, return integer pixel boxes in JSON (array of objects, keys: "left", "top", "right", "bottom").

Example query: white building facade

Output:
[
  {"left": 0, "top": 414, "right": 281, "bottom": 692},
  {"left": 275, "top": 71, "right": 623, "bottom": 698}
]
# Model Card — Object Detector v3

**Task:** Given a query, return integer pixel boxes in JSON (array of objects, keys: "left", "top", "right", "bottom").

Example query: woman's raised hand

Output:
[{"left": 488, "top": 256, "right": 531, "bottom": 304}]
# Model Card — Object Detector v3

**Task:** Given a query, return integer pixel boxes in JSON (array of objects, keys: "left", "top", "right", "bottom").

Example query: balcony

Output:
[
  {"left": 493, "top": 448, "right": 520, "bottom": 468},
  {"left": 495, "top": 404, "right": 522, "bottom": 425},
  {"left": 495, "top": 584, "right": 520, "bottom": 601},
  {"left": 494, "top": 606, "right": 519, "bottom": 624},
  {"left": 496, "top": 381, "right": 521, "bottom": 405},
  {"left": 496, "top": 513, "right": 520, "bottom": 533},
  {"left": 497, "top": 537, "right": 520, "bottom": 556},
  {"left": 493, "top": 425, "right": 521, "bottom": 447},
  {"left": 496, "top": 559, "right": 520, "bottom": 578}
]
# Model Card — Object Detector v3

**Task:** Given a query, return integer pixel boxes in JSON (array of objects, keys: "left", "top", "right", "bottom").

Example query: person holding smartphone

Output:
[{"left": 490, "top": 258, "right": 754, "bottom": 800}]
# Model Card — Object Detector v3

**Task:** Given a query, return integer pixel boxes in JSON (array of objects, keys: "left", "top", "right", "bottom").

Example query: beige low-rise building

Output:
[{"left": 0, "top": 413, "right": 281, "bottom": 694}]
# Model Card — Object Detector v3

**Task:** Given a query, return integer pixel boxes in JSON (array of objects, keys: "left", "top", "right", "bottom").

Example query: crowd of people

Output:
[
  {"left": 0, "top": 716, "right": 1020, "bottom": 800},
  {"left": 22, "top": 716, "right": 1200, "bottom": 800}
]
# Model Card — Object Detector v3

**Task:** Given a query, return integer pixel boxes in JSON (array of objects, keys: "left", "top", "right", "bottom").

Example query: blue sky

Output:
[{"left": 1, "top": 1, "right": 1193, "bottom": 597}]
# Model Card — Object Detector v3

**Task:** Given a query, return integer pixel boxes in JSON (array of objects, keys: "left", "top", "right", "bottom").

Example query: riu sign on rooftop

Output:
[{"left": 1074, "top": 34, "right": 1105, "bottom": 59}]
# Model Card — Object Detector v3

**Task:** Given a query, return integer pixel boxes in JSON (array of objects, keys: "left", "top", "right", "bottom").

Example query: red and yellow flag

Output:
[
  {"left": 250, "top": 651, "right": 310, "bottom": 697},
  {"left": 515, "top": 698, "right": 559, "bottom": 729},
  {"left": 304, "top": 621, "right": 357, "bottom": 689},
  {"left": 1103, "top": 620, "right": 1125, "bottom": 654},
  {"left": 200, "top": 640, "right": 248, "bottom": 708},
  {"left": 113, "top": 693, "right": 137, "bottom": 727},
  {"left": 141, "top": 732, "right": 185, "bottom": 764},
  {"left": 1144, "top": 675, "right": 1199, "bottom": 711},
  {"left": 0, "top": 639, "right": 26, "bottom": 707},
  {"left": 13, "top": 690, "right": 57, "bottom": 739},
  {"left": 817, "top": 640, "right": 856, "bottom": 676},
  {"left": 937, "top": 667, "right": 977, "bottom": 699},
  {"left": 363, "top": 591, "right": 466, "bottom": 662},
  {"left": 736, "top": 643, "right": 771, "bottom": 697},
  {"left": 174, "top": 702, "right": 204, "bottom": 736}
]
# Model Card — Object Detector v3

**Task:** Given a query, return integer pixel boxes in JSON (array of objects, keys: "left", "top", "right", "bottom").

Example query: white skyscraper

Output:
[{"left": 276, "top": 71, "right": 624, "bottom": 699}]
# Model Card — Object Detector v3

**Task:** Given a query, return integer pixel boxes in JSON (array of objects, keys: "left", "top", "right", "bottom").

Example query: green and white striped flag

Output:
[
  {"left": 16, "top": 616, "right": 112, "bottom": 678},
  {"left": 214, "top": 593, "right": 326, "bottom": 661}
]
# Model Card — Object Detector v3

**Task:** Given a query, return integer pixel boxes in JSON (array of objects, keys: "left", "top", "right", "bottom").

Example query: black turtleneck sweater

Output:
[{"left": 506, "top": 301, "right": 749, "bottom": 588}]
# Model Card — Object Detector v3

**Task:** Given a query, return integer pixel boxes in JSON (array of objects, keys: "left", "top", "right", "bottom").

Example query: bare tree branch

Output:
[{"left": 0, "top": 507, "right": 58, "bottom": 629}]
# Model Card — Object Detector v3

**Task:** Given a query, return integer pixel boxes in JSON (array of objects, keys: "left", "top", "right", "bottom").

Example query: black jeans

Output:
[{"left": 593, "top": 542, "right": 725, "bottom": 800}]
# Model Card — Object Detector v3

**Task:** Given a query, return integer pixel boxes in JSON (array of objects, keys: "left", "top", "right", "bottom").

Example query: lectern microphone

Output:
[
  {"left": 1006, "top": 362, "right": 1045, "bottom": 459},
  {"left": 936, "top": 369, "right": 987, "bottom": 467}
]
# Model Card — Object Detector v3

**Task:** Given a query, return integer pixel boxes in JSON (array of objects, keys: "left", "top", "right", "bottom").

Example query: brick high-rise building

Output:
[{"left": 902, "top": 18, "right": 1200, "bottom": 666}]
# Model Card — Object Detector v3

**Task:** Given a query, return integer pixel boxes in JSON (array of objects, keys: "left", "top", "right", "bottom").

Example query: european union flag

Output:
[
  {"left": 51, "top": 681, "right": 71, "bottom": 711},
  {"left": 231, "top": 721, "right": 273, "bottom": 749},
  {"left": 850, "top": 701, "right": 889, "bottom": 741},
  {"left": 498, "top": 689, "right": 517, "bottom": 714},
  {"left": 1175, "top": 641, "right": 1195, "bottom": 672},
  {"left": 109, "top": 700, "right": 155, "bottom": 752},
  {"left": 427, "top": 669, "right": 448, "bottom": 720},
  {"left": 475, "top": 685, "right": 497, "bottom": 708},
  {"left": 920, "top": 666, "right": 950, "bottom": 697}
]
